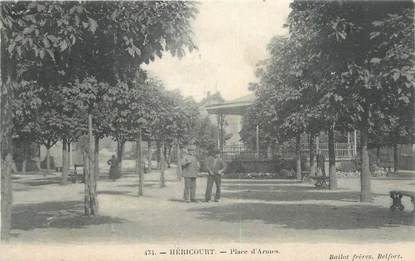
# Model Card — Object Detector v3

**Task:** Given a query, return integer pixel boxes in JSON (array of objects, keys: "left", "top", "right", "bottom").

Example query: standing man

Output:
[
  {"left": 182, "top": 145, "right": 200, "bottom": 202},
  {"left": 205, "top": 149, "right": 226, "bottom": 202}
]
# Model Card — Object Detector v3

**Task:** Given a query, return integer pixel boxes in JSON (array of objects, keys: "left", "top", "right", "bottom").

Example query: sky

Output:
[{"left": 144, "top": 0, "right": 291, "bottom": 102}]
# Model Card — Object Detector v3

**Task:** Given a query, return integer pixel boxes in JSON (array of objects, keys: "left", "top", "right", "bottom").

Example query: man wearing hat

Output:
[
  {"left": 205, "top": 149, "right": 226, "bottom": 202},
  {"left": 181, "top": 145, "right": 200, "bottom": 202}
]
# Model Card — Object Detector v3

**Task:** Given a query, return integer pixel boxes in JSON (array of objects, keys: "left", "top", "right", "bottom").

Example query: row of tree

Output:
[
  {"left": 1, "top": 1, "right": 199, "bottom": 240},
  {"left": 241, "top": 1, "right": 414, "bottom": 200}
]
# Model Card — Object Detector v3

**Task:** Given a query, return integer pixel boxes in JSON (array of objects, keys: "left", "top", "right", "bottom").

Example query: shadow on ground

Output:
[
  {"left": 190, "top": 202, "right": 415, "bottom": 230},
  {"left": 372, "top": 177, "right": 415, "bottom": 181},
  {"left": 222, "top": 179, "right": 302, "bottom": 185},
  {"left": 223, "top": 184, "right": 314, "bottom": 191},
  {"left": 119, "top": 183, "right": 157, "bottom": 188},
  {"left": 97, "top": 190, "right": 144, "bottom": 198},
  {"left": 169, "top": 198, "right": 189, "bottom": 203},
  {"left": 221, "top": 183, "right": 371, "bottom": 202},
  {"left": 14, "top": 176, "right": 62, "bottom": 186},
  {"left": 12, "top": 201, "right": 125, "bottom": 231},
  {"left": 221, "top": 190, "right": 364, "bottom": 202},
  {"left": 12, "top": 185, "right": 40, "bottom": 192}
]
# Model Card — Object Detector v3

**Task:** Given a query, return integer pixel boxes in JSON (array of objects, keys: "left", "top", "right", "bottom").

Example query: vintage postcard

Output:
[{"left": 0, "top": 0, "right": 414, "bottom": 260}]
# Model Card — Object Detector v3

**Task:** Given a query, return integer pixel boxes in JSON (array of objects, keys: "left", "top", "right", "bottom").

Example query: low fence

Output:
[
  {"left": 223, "top": 144, "right": 415, "bottom": 171},
  {"left": 368, "top": 145, "right": 415, "bottom": 170},
  {"left": 223, "top": 150, "right": 269, "bottom": 161},
  {"left": 300, "top": 143, "right": 354, "bottom": 159},
  {"left": 222, "top": 143, "right": 354, "bottom": 161},
  {"left": 225, "top": 158, "right": 301, "bottom": 174}
]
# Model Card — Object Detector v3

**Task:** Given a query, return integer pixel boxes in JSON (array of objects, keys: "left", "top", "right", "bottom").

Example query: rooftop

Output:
[{"left": 205, "top": 94, "right": 255, "bottom": 115}]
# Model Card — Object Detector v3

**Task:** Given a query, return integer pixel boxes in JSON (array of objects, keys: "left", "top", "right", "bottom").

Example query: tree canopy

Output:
[{"left": 242, "top": 0, "right": 414, "bottom": 200}]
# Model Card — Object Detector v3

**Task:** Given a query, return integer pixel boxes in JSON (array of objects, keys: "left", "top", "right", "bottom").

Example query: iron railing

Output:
[{"left": 222, "top": 142, "right": 355, "bottom": 161}]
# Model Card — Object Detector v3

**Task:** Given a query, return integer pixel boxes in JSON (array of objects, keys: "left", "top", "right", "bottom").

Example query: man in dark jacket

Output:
[{"left": 205, "top": 150, "right": 226, "bottom": 202}]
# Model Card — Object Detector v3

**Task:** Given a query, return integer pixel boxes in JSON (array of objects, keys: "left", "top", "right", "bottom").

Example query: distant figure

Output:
[
  {"left": 143, "top": 154, "right": 148, "bottom": 173},
  {"left": 316, "top": 152, "right": 326, "bottom": 177},
  {"left": 6, "top": 153, "right": 18, "bottom": 174},
  {"left": 181, "top": 146, "right": 200, "bottom": 202},
  {"left": 107, "top": 155, "right": 120, "bottom": 181},
  {"left": 205, "top": 150, "right": 226, "bottom": 202},
  {"left": 32, "top": 156, "right": 41, "bottom": 171}
]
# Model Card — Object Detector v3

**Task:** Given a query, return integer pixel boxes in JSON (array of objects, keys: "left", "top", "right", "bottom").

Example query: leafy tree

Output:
[
  {"left": 149, "top": 88, "right": 183, "bottom": 187},
  {"left": 1, "top": 1, "right": 198, "bottom": 226},
  {"left": 245, "top": 1, "right": 413, "bottom": 197},
  {"left": 11, "top": 81, "right": 40, "bottom": 173},
  {"left": 59, "top": 87, "right": 88, "bottom": 183},
  {"left": 67, "top": 77, "right": 111, "bottom": 214},
  {"left": 12, "top": 81, "right": 68, "bottom": 174},
  {"left": 194, "top": 116, "right": 219, "bottom": 157},
  {"left": 143, "top": 79, "right": 201, "bottom": 186},
  {"left": 105, "top": 73, "right": 161, "bottom": 195},
  {"left": 368, "top": 8, "right": 415, "bottom": 172},
  {"left": 243, "top": 35, "right": 319, "bottom": 180},
  {"left": 288, "top": 0, "right": 413, "bottom": 200}
]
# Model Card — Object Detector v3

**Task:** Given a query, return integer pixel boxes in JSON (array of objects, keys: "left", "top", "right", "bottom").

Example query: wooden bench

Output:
[
  {"left": 390, "top": 191, "right": 415, "bottom": 213},
  {"left": 69, "top": 164, "right": 85, "bottom": 183},
  {"left": 309, "top": 176, "right": 330, "bottom": 189}
]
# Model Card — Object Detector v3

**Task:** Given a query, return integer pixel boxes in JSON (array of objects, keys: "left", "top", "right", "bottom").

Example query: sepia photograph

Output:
[{"left": 0, "top": 0, "right": 414, "bottom": 260}]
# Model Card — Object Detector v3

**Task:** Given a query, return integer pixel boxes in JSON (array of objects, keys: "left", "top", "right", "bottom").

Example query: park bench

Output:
[
  {"left": 69, "top": 164, "right": 85, "bottom": 183},
  {"left": 309, "top": 176, "right": 330, "bottom": 189},
  {"left": 389, "top": 190, "right": 415, "bottom": 213}
]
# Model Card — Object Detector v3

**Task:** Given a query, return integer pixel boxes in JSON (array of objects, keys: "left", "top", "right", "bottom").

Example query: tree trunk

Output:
[
  {"left": 295, "top": 133, "right": 302, "bottom": 180},
  {"left": 137, "top": 129, "right": 144, "bottom": 196},
  {"left": 267, "top": 145, "right": 272, "bottom": 159},
  {"left": 160, "top": 142, "right": 166, "bottom": 188},
  {"left": 328, "top": 126, "right": 337, "bottom": 190},
  {"left": 167, "top": 144, "right": 172, "bottom": 168},
  {"left": 255, "top": 125, "right": 260, "bottom": 159},
  {"left": 68, "top": 142, "right": 72, "bottom": 169},
  {"left": 21, "top": 143, "right": 27, "bottom": 174},
  {"left": 309, "top": 133, "right": 316, "bottom": 177},
  {"left": 0, "top": 141, "right": 13, "bottom": 242},
  {"left": 22, "top": 158, "right": 26, "bottom": 174},
  {"left": 376, "top": 146, "right": 381, "bottom": 166},
  {"left": 276, "top": 142, "right": 282, "bottom": 158},
  {"left": 315, "top": 134, "right": 320, "bottom": 154},
  {"left": 84, "top": 114, "right": 98, "bottom": 216},
  {"left": 117, "top": 140, "right": 125, "bottom": 173},
  {"left": 353, "top": 130, "right": 357, "bottom": 156},
  {"left": 176, "top": 142, "right": 182, "bottom": 181},
  {"left": 0, "top": 11, "right": 9, "bottom": 241},
  {"left": 347, "top": 132, "right": 351, "bottom": 157},
  {"left": 163, "top": 143, "right": 168, "bottom": 168},
  {"left": 1, "top": 153, "right": 13, "bottom": 241},
  {"left": 61, "top": 139, "right": 68, "bottom": 184},
  {"left": 156, "top": 141, "right": 161, "bottom": 169},
  {"left": 147, "top": 140, "right": 152, "bottom": 172},
  {"left": 393, "top": 143, "right": 399, "bottom": 174},
  {"left": 45, "top": 147, "right": 51, "bottom": 176},
  {"left": 94, "top": 136, "right": 100, "bottom": 181},
  {"left": 360, "top": 126, "right": 371, "bottom": 202}
]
